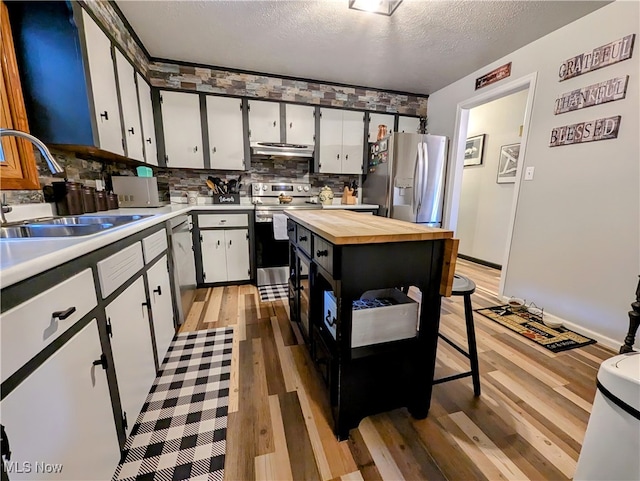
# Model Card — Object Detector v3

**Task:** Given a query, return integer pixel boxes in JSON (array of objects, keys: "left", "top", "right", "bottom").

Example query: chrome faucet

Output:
[
  {"left": 1, "top": 194, "right": 12, "bottom": 225},
  {"left": 0, "top": 129, "right": 64, "bottom": 174}
]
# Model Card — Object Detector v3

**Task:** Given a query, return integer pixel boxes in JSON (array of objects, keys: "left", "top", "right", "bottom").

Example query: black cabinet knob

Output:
[
  {"left": 100, "top": 111, "right": 108, "bottom": 120},
  {"left": 299, "top": 236, "right": 307, "bottom": 241},
  {"left": 153, "top": 286, "right": 162, "bottom": 296},
  {"left": 128, "top": 127, "right": 135, "bottom": 135},
  {"left": 146, "top": 137, "right": 152, "bottom": 144},
  {"left": 316, "top": 249, "right": 328, "bottom": 257},
  {"left": 287, "top": 227, "right": 294, "bottom": 232},
  {"left": 92, "top": 354, "right": 108, "bottom": 370}
]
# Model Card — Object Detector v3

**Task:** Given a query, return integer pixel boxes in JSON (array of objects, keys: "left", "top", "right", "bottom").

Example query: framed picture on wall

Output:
[
  {"left": 497, "top": 143, "right": 520, "bottom": 183},
  {"left": 464, "top": 134, "right": 485, "bottom": 166}
]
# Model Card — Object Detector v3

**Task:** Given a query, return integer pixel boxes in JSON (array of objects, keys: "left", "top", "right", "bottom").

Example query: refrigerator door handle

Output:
[
  {"left": 413, "top": 143, "right": 422, "bottom": 213},
  {"left": 420, "top": 142, "right": 429, "bottom": 210}
]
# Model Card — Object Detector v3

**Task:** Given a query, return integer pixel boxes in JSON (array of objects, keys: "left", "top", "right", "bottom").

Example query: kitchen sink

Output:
[
  {"left": 0, "top": 214, "right": 152, "bottom": 238},
  {"left": 29, "top": 215, "right": 149, "bottom": 226}
]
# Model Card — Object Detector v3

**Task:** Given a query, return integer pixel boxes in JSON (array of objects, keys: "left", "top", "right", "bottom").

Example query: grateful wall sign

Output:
[
  {"left": 554, "top": 76, "right": 629, "bottom": 114},
  {"left": 549, "top": 115, "right": 621, "bottom": 147},
  {"left": 558, "top": 34, "right": 635, "bottom": 81}
]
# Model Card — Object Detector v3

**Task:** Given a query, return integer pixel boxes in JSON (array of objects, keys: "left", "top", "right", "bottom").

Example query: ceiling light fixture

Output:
[{"left": 349, "top": 0, "right": 402, "bottom": 16}]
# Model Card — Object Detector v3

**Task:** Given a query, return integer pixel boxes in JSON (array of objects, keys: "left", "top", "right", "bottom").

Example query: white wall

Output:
[
  {"left": 458, "top": 90, "right": 528, "bottom": 265},
  {"left": 429, "top": 1, "right": 639, "bottom": 348}
]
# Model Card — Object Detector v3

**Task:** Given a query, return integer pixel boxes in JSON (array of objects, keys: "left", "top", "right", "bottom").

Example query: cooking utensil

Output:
[
  {"left": 206, "top": 179, "right": 217, "bottom": 193},
  {"left": 228, "top": 179, "right": 237, "bottom": 194}
]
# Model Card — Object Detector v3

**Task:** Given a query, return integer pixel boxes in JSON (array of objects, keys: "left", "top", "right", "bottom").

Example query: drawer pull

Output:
[
  {"left": 92, "top": 354, "right": 108, "bottom": 370},
  {"left": 52, "top": 306, "right": 76, "bottom": 320},
  {"left": 219, "top": 219, "right": 227, "bottom": 223},
  {"left": 316, "top": 249, "right": 328, "bottom": 257},
  {"left": 287, "top": 227, "right": 294, "bottom": 232},
  {"left": 299, "top": 236, "right": 308, "bottom": 241},
  {"left": 153, "top": 286, "right": 162, "bottom": 296},
  {"left": 325, "top": 312, "right": 336, "bottom": 327}
]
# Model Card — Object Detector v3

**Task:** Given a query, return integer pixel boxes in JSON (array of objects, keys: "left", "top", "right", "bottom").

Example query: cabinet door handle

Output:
[
  {"left": 142, "top": 300, "right": 150, "bottom": 308},
  {"left": 52, "top": 306, "right": 76, "bottom": 320},
  {"left": 212, "top": 146, "right": 217, "bottom": 153},
  {"left": 229, "top": 240, "right": 232, "bottom": 246},
  {"left": 287, "top": 227, "right": 294, "bottom": 232},
  {"left": 217, "top": 240, "right": 220, "bottom": 246},
  {"left": 290, "top": 122, "right": 293, "bottom": 128},
  {"left": 1, "top": 424, "right": 11, "bottom": 462},
  {"left": 316, "top": 249, "right": 328, "bottom": 257},
  {"left": 128, "top": 127, "right": 135, "bottom": 135},
  {"left": 337, "top": 154, "right": 340, "bottom": 160},
  {"left": 345, "top": 154, "right": 349, "bottom": 160},
  {"left": 299, "top": 235, "right": 307, "bottom": 241},
  {"left": 146, "top": 137, "right": 152, "bottom": 144},
  {"left": 100, "top": 111, "right": 108, "bottom": 120},
  {"left": 273, "top": 120, "right": 277, "bottom": 127},
  {"left": 193, "top": 146, "right": 198, "bottom": 153},
  {"left": 153, "top": 286, "right": 162, "bottom": 296},
  {"left": 92, "top": 354, "right": 108, "bottom": 370}
]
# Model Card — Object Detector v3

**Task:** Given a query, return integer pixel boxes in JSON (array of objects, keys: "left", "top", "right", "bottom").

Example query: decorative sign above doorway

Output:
[
  {"left": 558, "top": 34, "right": 635, "bottom": 81},
  {"left": 475, "top": 63, "right": 512, "bottom": 90},
  {"left": 549, "top": 115, "right": 621, "bottom": 147},
  {"left": 554, "top": 76, "right": 629, "bottom": 114}
]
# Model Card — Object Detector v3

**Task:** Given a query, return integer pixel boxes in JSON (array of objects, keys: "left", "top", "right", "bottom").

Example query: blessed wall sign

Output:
[
  {"left": 549, "top": 115, "right": 621, "bottom": 147},
  {"left": 554, "top": 76, "right": 629, "bottom": 114},
  {"left": 558, "top": 34, "right": 635, "bottom": 81}
]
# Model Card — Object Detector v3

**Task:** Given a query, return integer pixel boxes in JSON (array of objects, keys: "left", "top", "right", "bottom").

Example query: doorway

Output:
[{"left": 443, "top": 73, "right": 537, "bottom": 296}]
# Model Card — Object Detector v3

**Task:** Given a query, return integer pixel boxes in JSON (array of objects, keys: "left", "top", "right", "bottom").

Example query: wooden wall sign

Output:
[
  {"left": 554, "top": 76, "right": 629, "bottom": 114},
  {"left": 549, "top": 115, "right": 621, "bottom": 147},
  {"left": 475, "top": 62, "right": 511, "bottom": 90},
  {"left": 558, "top": 34, "right": 635, "bottom": 81}
]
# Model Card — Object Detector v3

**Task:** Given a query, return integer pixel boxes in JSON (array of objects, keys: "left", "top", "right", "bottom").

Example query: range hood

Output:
[{"left": 250, "top": 142, "right": 314, "bottom": 158}]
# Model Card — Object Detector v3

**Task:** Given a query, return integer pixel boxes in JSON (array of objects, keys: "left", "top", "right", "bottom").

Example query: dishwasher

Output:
[{"left": 170, "top": 214, "right": 197, "bottom": 325}]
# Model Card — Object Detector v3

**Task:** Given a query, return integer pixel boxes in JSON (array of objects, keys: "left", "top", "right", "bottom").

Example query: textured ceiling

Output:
[{"left": 116, "top": 0, "right": 610, "bottom": 94}]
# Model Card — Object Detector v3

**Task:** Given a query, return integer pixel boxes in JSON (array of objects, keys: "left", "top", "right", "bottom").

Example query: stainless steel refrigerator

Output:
[{"left": 363, "top": 132, "right": 447, "bottom": 226}]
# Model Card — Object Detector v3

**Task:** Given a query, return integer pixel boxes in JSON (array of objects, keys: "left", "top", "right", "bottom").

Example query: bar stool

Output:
[{"left": 433, "top": 273, "right": 481, "bottom": 396}]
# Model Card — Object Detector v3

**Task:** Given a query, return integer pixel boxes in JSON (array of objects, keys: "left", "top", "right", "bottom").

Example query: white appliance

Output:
[
  {"left": 250, "top": 142, "right": 314, "bottom": 158},
  {"left": 363, "top": 133, "right": 447, "bottom": 226},
  {"left": 574, "top": 351, "right": 640, "bottom": 481}
]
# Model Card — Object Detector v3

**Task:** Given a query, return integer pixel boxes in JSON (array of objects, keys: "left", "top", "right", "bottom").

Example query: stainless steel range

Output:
[{"left": 252, "top": 182, "right": 321, "bottom": 286}]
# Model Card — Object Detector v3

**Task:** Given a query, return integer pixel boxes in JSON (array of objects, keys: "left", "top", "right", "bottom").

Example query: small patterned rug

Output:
[
  {"left": 113, "top": 327, "right": 233, "bottom": 481},
  {"left": 475, "top": 305, "right": 596, "bottom": 353},
  {"left": 258, "top": 283, "right": 289, "bottom": 302}
]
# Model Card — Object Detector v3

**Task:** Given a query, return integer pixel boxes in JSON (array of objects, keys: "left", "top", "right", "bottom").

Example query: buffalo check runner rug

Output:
[
  {"left": 258, "top": 283, "right": 289, "bottom": 302},
  {"left": 113, "top": 327, "right": 233, "bottom": 481}
]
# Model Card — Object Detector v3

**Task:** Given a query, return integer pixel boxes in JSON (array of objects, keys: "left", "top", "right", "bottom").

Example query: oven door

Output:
[{"left": 255, "top": 209, "right": 290, "bottom": 286}]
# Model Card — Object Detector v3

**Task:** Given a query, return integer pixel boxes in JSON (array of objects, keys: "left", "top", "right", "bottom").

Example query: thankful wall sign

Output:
[
  {"left": 558, "top": 34, "right": 635, "bottom": 81},
  {"left": 554, "top": 76, "right": 629, "bottom": 114}
]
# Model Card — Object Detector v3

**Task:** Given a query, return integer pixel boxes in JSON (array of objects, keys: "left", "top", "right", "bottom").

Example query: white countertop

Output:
[{"left": 0, "top": 202, "right": 377, "bottom": 289}]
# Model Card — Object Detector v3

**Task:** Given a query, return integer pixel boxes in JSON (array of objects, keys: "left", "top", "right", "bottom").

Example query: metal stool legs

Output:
[{"left": 434, "top": 275, "right": 481, "bottom": 396}]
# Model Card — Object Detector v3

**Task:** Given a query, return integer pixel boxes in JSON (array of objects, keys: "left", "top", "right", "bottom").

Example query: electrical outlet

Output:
[
  {"left": 95, "top": 179, "right": 104, "bottom": 191},
  {"left": 524, "top": 166, "right": 535, "bottom": 181}
]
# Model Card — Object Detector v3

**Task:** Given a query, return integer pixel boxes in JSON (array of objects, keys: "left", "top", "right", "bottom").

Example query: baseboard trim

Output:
[{"left": 458, "top": 253, "right": 502, "bottom": 271}]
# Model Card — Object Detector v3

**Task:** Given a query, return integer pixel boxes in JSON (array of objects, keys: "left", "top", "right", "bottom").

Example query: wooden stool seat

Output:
[{"left": 434, "top": 273, "right": 481, "bottom": 396}]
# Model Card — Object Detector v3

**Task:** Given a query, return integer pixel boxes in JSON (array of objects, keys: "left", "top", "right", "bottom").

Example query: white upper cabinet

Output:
[
  {"left": 319, "top": 108, "right": 364, "bottom": 174},
  {"left": 248, "top": 100, "right": 280, "bottom": 142},
  {"left": 81, "top": 10, "right": 123, "bottom": 155},
  {"left": 114, "top": 49, "right": 143, "bottom": 161},
  {"left": 137, "top": 73, "right": 157, "bottom": 165},
  {"left": 160, "top": 90, "right": 204, "bottom": 168},
  {"left": 207, "top": 96, "right": 245, "bottom": 170},
  {"left": 368, "top": 113, "right": 395, "bottom": 142},
  {"left": 286, "top": 104, "right": 315, "bottom": 145},
  {"left": 397, "top": 115, "right": 420, "bottom": 134}
]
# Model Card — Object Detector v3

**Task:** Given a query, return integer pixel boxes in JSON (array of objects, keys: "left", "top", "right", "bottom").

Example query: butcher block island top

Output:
[{"left": 284, "top": 210, "right": 454, "bottom": 245}]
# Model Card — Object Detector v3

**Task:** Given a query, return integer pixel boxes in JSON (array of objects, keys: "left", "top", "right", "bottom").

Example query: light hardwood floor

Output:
[{"left": 180, "top": 258, "right": 616, "bottom": 481}]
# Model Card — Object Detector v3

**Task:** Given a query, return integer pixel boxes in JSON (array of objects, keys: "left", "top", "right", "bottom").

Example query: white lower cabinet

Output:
[
  {"left": 105, "top": 277, "right": 156, "bottom": 435},
  {"left": 0, "top": 319, "right": 120, "bottom": 480},
  {"left": 201, "top": 229, "right": 250, "bottom": 283},
  {"left": 146, "top": 255, "right": 175, "bottom": 366}
]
